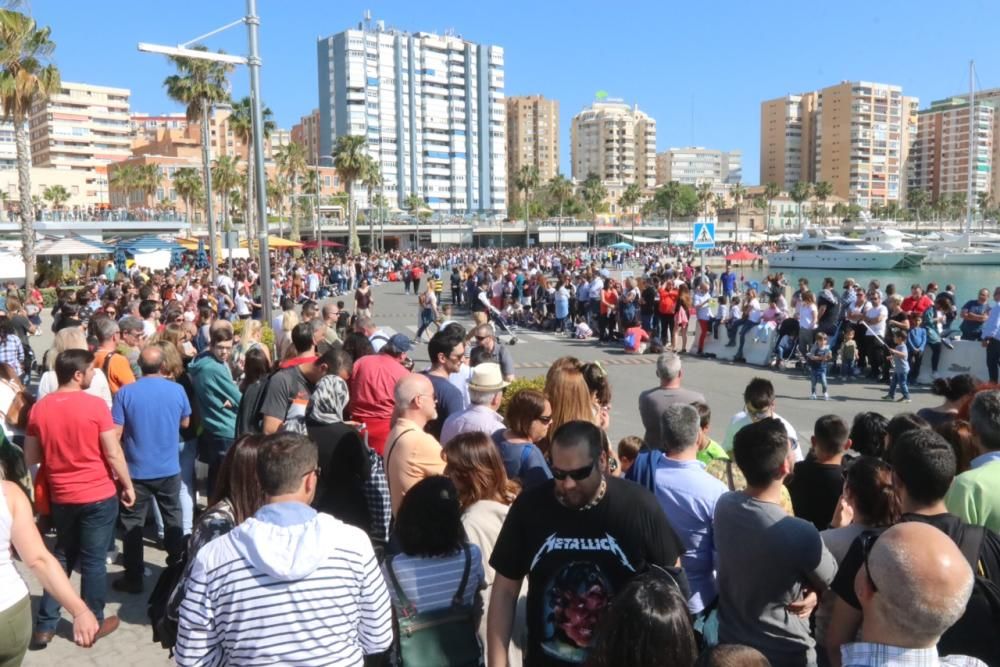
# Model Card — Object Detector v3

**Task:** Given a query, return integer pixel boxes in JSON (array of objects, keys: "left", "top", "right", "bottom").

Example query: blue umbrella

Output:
[
  {"left": 114, "top": 248, "right": 128, "bottom": 273},
  {"left": 609, "top": 241, "right": 635, "bottom": 250},
  {"left": 196, "top": 239, "right": 208, "bottom": 270}
]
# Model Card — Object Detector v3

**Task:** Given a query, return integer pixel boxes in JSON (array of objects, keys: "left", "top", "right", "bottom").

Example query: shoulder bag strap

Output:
[
  {"left": 451, "top": 543, "right": 473, "bottom": 608},
  {"left": 725, "top": 459, "right": 736, "bottom": 491},
  {"left": 384, "top": 554, "right": 418, "bottom": 618},
  {"left": 102, "top": 350, "right": 117, "bottom": 376},
  {"left": 384, "top": 429, "right": 416, "bottom": 476}
]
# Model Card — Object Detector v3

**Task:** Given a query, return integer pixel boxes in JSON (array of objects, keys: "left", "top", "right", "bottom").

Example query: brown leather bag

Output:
[{"left": 0, "top": 378, "right": 34, "bottom": 430}]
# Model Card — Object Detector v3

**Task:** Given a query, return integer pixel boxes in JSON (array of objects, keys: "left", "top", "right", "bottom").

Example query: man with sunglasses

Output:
[
  {"left": 825, "top": 428, "right": 1000, "bottom": 667},
  {"left": 839, "top": 522, "right": 984, "bottom": 667},
  {"left": 422, "top": 331, "right": 465, "bottom": 441},
  {"left": 488, "top": 420, "right": 685, "bottom": 667},
  {"left": 471, "top": 323, "right": 515, "bottom": 383}
]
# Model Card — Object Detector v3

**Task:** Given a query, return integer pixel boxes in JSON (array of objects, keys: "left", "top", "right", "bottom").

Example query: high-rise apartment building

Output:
[
  {"left": 506, "top": 95, "right": 559, "bottom": 203},
  {"left": 317, "top": 17, "right": 507, "bottom": 216},
  {"left": 760, "top": 93, "right": 817, "bottom": 190},
  {"left": 908, "top": 96, "right": 994, "bottom": 202},
  {"left": 28, "top": 81, "right": 132, "bottom": 201},
  {"left": 571, "top": 99, "right": 656, "bottom": 189},
  {"left": 130, "top": 112, "right": 189, "bottom": 143},
  {"left": 291, "top": 109, "right": 321, "bottom": 165},
  {"left": 761, "top": 81, "right": 918, "bottom": 208},
  {"left": 0, "top": 121, "right": 21, "bottom": 170},
  {"left": 656, "top": 147, "right": 742, "bottom": 187}
]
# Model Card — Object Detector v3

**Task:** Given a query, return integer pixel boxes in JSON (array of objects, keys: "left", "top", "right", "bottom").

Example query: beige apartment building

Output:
[
  {"left": 506, "top": 95, "right": 559, "bottom": 204},
  {"left": 130, "top": 112, "right": 189, "bottom": 143},
  {"left": 291, "top": 109, "right": 321, "bottom": 165},
  {"left": 656, "top": 147, "right": 742, "bottom": 191},
  {"left": 571, "top": 99, "right": 656, "bottom": 189},
  {"left": 908, "top": 96, "right": 994, "bottom": 202},
  {"left": 761, "top": 81, "right": 918, "bottom": 209},
  {"left": 28, "top": 81, "right": 132, "bottom": 203}
]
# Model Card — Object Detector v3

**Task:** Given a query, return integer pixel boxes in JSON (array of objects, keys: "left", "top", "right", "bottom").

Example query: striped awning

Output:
[{"left": 35, "top": 236, "right": 112, "bottom": 256}]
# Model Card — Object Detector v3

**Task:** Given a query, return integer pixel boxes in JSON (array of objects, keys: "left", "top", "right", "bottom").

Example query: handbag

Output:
[
  {"left": 385, "top": 544, "right": 482, "bottom": 667},
  {"left": 0, "top": 378, "right": 34, "bottom": 430}
]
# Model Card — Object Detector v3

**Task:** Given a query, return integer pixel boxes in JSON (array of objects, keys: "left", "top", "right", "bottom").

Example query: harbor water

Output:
[{"left": 729, "top": 264, "right": 1000, "bottom": 302}]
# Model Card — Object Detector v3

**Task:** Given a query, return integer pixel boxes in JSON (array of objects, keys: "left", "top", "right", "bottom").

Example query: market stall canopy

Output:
[
  {"left": 608, "top": 241, "right": 635, "bottom": 250},
  {"left": 176, "top": 236, "right": 223, "bottom": 255},
  {"left": 35, "top": 235, "right": 112, "bottom": 256},
  {"left": 301, "top": 240, "right": 344, "bottom": 249},
  {"left": 724, "top": 249, "right": 761, "bottom": 262},
  {"left": 115, "top": 235, "right": 183, "bottom": 253},
  {"left": 241, "top": 235, "right": 303, "bottom": 249}
]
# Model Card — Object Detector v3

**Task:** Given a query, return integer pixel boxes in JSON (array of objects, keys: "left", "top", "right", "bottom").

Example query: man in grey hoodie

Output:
[{"left": 175, "top": 432, "right": 393, "bottom": 666}]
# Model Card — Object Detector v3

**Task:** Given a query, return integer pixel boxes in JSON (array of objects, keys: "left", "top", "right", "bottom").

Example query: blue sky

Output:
[{"left": 29, "top": 0, "right": 1000, "bottom": 184}]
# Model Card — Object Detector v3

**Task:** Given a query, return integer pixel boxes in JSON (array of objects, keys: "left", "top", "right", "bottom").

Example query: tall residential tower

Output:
[
  {"left": 761, "top": 81, "right": 918, "bottom": 208},
  {"left": 317, "top": 18, "right": 506, "bottom": 216},
  {"left": 506, "top": 95, "right": 559, "bottom": 207},
  {"left": 570, "top": 98, "right": 656, "bottom": 189}
]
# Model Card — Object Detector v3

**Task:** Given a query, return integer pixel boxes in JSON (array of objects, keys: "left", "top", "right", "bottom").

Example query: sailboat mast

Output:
[{"left": 966, "top": 60, "right": 976, "bottom": 236}]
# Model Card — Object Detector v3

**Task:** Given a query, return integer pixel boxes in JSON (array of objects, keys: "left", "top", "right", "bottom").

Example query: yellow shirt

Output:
[{"left": 384, "top": 417, "right": 446, "bottom": 515}]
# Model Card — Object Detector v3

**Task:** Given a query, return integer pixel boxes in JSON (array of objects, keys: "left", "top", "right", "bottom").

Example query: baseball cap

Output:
[{"left": 389, "top": 333, "right": 413, "bottom": 353}]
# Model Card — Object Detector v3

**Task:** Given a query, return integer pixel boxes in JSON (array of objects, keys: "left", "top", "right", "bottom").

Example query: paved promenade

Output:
[{"left": 18, "top": 279, "right": 936, "bottom": 665}]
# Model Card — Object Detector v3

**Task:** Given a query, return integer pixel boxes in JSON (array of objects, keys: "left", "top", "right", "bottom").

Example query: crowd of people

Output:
[{"left": 0, "top": 244, "right": 997, "bottom": 666}]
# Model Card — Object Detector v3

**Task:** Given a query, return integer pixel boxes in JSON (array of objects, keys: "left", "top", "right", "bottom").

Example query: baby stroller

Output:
[
  {"left": 770, "top": 318, "right": 802, "bottom": 370},
  {"left": 489, "top": 308, "right": 519, "bottom": 345}
]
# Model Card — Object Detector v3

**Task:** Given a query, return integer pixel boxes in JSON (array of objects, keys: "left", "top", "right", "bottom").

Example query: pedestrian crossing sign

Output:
[{"left": 693, "top": 221, "right": 716, "bottom": 250}]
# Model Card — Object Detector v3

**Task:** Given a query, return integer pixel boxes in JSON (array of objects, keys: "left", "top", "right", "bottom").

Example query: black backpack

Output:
[
  {"left": 147, "top": 543, "right": 189, "bottom": 652},
  {"left": 937, "top": 524, "right": 1000, "bottom": 665}
]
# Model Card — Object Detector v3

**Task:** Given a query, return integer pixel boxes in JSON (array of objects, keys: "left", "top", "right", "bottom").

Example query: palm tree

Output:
[
  {"left": 405, "top": 193, "right": 428, "bottom": 246},
  {"left": 109, "top": 164, "right": 138, "bottom": 209},
  {"left": 265, "top": 175, "right": 288, "bottom": 237},
  {"left": 173, "top": 167, "right": 203, "bottom": 224},
  {"left": 712, "top": 194, "right": 726, "bottom": 217},
  {"left": 977, "top": 191, "right": 992, "bottom": 231},
  {"left": 906, "top": 189, "right": 928, "bottom": 231},
  {"left": 228, "top": 96, "right": 275, "bottom": 249},
  {"left": 332, "top": 134, "right": 368, "bottom": 254},
  {"left": 695, "top": 181, "right": 713, "bottom": 218},
  {"left": 763, "top": 182, "right": 781, "bottom": 240},
  {"left": 42, "top": 184, "right": 69, "bottom": 211},
  {"left": 360, "top": 156, "right": 381, "bottom": 250},
  {"left": 547, "top": 173, "right": 573, "bottom": 247},
  {"left": 654, "top": 181, "right": 683, "bottom": 244},
  {"left": 812, "top": 181, "right": 833, "bottom": 227},
  {"left": 0, "top": 9, "right": 60, "bottom": 286},
  {"left": 729, "top": 182, "right": 746, "bottom": 243},
  {"left": 618, "top": 181, "right": 643, "bottom": 243},
  {"left": 136, "top": 163, "right": 161, "bottom": 209},
  {"left": 212, "top": 155, "right": 241, "bottom": 232},
  {"left": 512, "top": 164, "right": 540, "bottom": 247},
  {"left": 274, "top": 141, "right": 308, "bottom": 241},
  {"left": 580, "top": 174, "right": 607, "bottom": 247},
  {"left": 164, "top": 44, "right": 232, "bottom": 253},
  {"left": 790, "top": 181, "right": 811, "bottom": 231}
]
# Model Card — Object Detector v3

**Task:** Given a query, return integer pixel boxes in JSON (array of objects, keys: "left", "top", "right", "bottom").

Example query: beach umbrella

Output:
[
  {"left": 196, "top": 239, "right": 209, "bottom": 270},
  {"left": 724, "top": 249, "right": 760, "bottom": 262},
  {"left": 609, "top": 241, "right": 635, "bottom": 250},
  {"left": 302, "top": 240, "right": 344, "bottom": 249}
]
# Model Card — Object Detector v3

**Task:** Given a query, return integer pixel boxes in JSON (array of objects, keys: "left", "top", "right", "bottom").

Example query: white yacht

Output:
[
  {"left": 766, "top": 228, "right": 922, "bottom": 270},
  {"left": 862, "top": 228, "right": 928, "bottom": 266},
  {"left": 923, "top": 234, "right": 1000, "bottom": 265}
]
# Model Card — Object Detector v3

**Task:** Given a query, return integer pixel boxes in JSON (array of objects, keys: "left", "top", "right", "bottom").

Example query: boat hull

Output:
[
  {"left": 924, "top": 250, "right": 1000, "bottom": 265},
  {"left": 765, "top": 250, "right": 918, "bottom": 270}
]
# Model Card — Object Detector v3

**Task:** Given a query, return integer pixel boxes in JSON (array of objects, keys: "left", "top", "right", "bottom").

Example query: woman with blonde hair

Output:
[
  {"left": 37, "top": 328, "right": 112, "bottom": 407},
  {"left": 276, "top": 309, "right": 299, "bottom": 360},
  {"left": 541, "top": 357, "right": 594, "bottom": 454},
  {"left": 232, "top": 318, "right": 270, "bottom": 381},
  {"left": 442, "top": 431, "right": 524, "bottom": 664}
]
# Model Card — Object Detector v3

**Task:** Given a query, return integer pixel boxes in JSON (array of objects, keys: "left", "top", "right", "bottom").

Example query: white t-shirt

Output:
[
  {"left": 797, "top": 304, "right": 817, "bottom": 330},
  {"left": 747, "top": 298, "right": 763, "bottom": 323},
  {"left": 36, "top": 370, "right": 113, "bottom": 410},
  {"left": 865, "top": 304, "right": 888, "bottom": 336},
  {"left": 235, "top": 293, "right": 252, "bottom": 316},
  {"left": 722, "top": 410, "right": 803, "bottom": 461},
  {"left": 693, "top": 292, "right": 713, "bottom": 321}
]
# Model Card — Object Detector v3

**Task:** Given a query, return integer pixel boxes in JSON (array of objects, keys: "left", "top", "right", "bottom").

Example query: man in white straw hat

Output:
[{"left": 439, "top": 362, "right": 509, "bottom": 445}]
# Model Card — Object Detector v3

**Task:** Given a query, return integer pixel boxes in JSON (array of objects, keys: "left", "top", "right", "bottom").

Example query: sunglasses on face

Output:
[{"left": 549, "top": 460, "right": 595, "bottom": 481}]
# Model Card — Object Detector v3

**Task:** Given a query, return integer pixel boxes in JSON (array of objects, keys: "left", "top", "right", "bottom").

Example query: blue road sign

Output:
[{"left": 692, "top": 221, "right": 716, "bottom": 250}]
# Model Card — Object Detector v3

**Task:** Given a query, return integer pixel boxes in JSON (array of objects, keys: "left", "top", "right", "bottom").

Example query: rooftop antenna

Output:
[{"left": 363, "top": 9, "right": 372, "bottom": 29}]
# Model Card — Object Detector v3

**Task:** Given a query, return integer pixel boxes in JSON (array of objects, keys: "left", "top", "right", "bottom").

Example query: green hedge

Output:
[{"left": 499, "top": 375, "right": 546, "bottom": 417}]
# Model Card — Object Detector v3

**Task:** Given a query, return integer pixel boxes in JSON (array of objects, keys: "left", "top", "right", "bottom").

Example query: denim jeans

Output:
[
  {"left": 119, "top": 474, "right": 185, "bottom": 584},
  {"left": 736, "top": 320, "right": 757, "bottom": 357},
  {"left": 811, "top": 368, "right": 828, "bottom": 394},
  {"left": 988, "top": 339, "right": 1000, "bottom": 384},
  {"left": 888, "top": 369, "right": 910, "bottom": 399},
  {"left": 198, "top": 433, "right": 234, "bottom": 500},
  {"left": 415, "top": 307, "right": 435, "bottom": 339},
  {"left": 36, "top": 495, "right": 118, "bottom": 632},
  {"left": 179, "top": 438, "right": 197, "bottom": 534}
]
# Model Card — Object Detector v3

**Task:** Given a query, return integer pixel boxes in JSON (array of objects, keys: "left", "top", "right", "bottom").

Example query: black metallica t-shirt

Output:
[{"left": 490, "top": 476, "right": 683, "bottom": 666}]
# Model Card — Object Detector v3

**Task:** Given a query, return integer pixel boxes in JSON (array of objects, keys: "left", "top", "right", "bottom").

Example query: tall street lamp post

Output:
[{"left": 138, "top": 0, "right": 273, "bottom": 326}]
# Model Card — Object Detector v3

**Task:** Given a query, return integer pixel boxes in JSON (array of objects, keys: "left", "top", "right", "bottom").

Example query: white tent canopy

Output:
[
  {"left": 618, "top": 233, "right": 668, "bottom": 244},
  {"left": 35, "top": 237, "right": 111, "bottom": 256}
]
